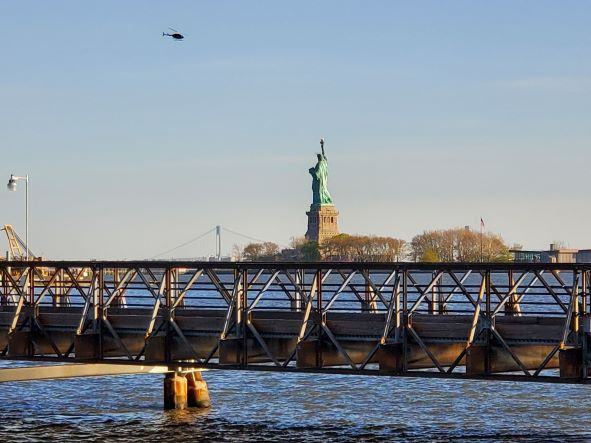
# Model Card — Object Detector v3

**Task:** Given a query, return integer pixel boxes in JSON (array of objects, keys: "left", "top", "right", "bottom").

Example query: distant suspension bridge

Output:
[
  {"left": 1, "top": 224, "right": 275, "bottom": 262},
  {"left": 149, "top": 226, "right": 279, "bottom": 260}
]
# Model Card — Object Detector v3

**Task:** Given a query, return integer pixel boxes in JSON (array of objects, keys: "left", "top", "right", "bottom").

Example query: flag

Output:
[{"left": 480, "top": 217, "right": 485, "bottom": 229}]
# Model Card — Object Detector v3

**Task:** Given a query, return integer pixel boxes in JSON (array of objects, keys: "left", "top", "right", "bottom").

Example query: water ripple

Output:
[{"left": 0, "top": 363, "right": 590, "bottom": 442}]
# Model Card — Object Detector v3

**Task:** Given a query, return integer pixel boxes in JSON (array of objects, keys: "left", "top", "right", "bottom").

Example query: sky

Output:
[{"left": 1, "top": 1, "right": 590, "bottom": 259}]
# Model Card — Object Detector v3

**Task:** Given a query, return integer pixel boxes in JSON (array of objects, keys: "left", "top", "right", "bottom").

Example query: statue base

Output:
[{"left": 305, "top": 205, "right": 339, "bottom": 243}]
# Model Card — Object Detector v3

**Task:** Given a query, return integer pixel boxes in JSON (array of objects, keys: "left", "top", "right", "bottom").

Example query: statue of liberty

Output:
[{"left": 309, "top": 138, "right": 333, "bottom": 206}]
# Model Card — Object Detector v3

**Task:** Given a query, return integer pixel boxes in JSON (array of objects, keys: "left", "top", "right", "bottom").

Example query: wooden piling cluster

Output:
[{"left": 164, "top": 370, "right": 210, "bottom": 410}]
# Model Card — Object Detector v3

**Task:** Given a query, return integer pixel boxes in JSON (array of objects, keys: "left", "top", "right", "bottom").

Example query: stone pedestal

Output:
[{"left": 305, "top": 204, "right": 339, "bottom": 243}]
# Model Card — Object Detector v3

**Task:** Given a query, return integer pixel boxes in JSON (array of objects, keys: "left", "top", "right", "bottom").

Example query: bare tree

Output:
[
  {"left": 320, "top": 234, "right": 407, "bottom": 262},
  {"left": 411, "top": 227, "right": 510, "bottom": 262},
  {"left": 231, "top": 244, "right": 244, "bottom": 261}
]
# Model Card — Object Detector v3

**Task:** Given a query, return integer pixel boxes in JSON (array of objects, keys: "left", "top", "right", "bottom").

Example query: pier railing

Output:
[{"left": 1, "top": 261, "right": 590, "bottom": 382}]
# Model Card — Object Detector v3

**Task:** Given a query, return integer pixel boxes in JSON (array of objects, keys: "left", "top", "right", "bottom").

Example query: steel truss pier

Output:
[{"left": 1, "top": 261, "right": 591, "bottom": 383}]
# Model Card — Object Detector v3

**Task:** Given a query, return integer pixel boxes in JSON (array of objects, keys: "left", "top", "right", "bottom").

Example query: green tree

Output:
[{"left": 243, "top": 242, "right": 280, "bottom": 261}]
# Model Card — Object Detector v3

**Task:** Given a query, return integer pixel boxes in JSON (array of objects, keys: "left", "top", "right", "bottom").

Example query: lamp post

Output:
[{"left": 7, "top": 174, "right": 29, "bottom": 261}]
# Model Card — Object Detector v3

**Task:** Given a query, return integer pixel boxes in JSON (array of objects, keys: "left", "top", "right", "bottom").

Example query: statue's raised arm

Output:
[{"left": 320, "top": 138, "right": 326, "bottom": 159}]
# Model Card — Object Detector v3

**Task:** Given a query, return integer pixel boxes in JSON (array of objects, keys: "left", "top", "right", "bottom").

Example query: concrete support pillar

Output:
[
  {"left": 377, "top": 343, "right": 403, "bottom": 373},
  {"left": 465, "top": 345, "right": 487, "bottom": 375},
  {"left": 164, "top": 372, "right": 188, "bottom": 410},
  {"left": 74, "top": 333, "right": 100, "bottom": 360},
  {"left": 186, "top": 371, "right": 211, "bottom": 408},
  {"left": 7, "top": 331, "right": 33, "bottom": 357},
  {"left": 296, "top": 339, "right": 322, "bottom": 368},
  {"left": 559, "top": 347, "right": 583, "bottom": 379},
  {"left": 219, "top": 337, "right": 244, "bottom": 365}
]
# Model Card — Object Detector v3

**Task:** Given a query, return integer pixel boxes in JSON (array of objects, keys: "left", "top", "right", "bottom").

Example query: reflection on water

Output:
[{"left": 0, "top": 362, "right": 589, "bottom": 442}]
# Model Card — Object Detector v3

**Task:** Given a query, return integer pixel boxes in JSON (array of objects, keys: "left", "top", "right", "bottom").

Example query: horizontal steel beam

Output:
[
  {"left": 0, "top": 363, "right": 170, "bottom": 383},
  {"left": 3, "top": 260, "right": 591, "bottom": 271},
  {"left": 0, "top": 357, "right": 587, "bottom": 385}
]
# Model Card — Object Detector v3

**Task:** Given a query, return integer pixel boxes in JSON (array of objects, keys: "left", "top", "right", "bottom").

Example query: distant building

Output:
[
  {"left": 512, "top": 244, "right": 578, "bottom": 263},
  {"left": 577, "top": 250, "right": 591, "bottom": 263},
  {"left": 511, "top": 250, "right": 542, "bottom": 263},
  {"left": 543, "top": 244, "right": 578, "bottom": 263}
]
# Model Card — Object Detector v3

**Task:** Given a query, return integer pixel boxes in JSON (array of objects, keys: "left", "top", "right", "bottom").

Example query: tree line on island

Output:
[{"left": 232, "top": 227, "right": 514, "bottom": 263}]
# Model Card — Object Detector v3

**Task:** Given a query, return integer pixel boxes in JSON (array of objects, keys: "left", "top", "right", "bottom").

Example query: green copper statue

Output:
[{"left": 309, "top": 138, "right": 333, "bottom": 206}]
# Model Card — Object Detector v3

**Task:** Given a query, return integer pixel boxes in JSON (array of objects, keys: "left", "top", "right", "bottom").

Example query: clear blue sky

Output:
[{"left": 1, "top": 1, "right": 590, "bottom": 259}]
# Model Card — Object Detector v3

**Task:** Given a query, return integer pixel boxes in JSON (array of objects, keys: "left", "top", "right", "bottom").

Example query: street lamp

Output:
[{"left": 6, "top": 174, "right": 29, "bottom": 261}]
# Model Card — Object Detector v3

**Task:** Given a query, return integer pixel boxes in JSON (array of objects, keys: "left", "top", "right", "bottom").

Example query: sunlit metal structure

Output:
[
  {"left": 1, "top": 225, "right": 34, "bottom": 261},
  {"left": 1, "top": 260, "right": 590, "bottom": 383}
]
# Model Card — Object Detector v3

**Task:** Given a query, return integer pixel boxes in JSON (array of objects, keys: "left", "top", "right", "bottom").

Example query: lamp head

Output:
[{"left": 7, "top": 176, "right": 17, "bottom": 192}]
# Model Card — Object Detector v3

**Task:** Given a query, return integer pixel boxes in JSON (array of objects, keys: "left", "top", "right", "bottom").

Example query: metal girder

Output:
[{"left": 0, "top": 261, "right": 588, "bottom": 384}]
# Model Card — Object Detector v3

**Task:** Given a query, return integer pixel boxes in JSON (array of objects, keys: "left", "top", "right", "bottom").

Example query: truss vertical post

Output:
[
  {"left": 505, "top": 270, "right": 514, "bottom": 316},
  {"left": 394, "top": 272, "right": 402, "bottom": 343},
  {"left": 52, "top": 268, "right": 59, "bottom": 307},
  {"left": 28, "top": 266, "right": 34, "bottom": 306},
  {"left": 363, "top": 269, "right": 377, "bottom": 313},
  {"left": 315, "top": 269, "right": 323, "bottom": 366},
  {"left": 582, "top": 271, "right": 588, "bottom": 315},
  {"left": 171, "top": 268, "right": 178, "bottom": 306},
  {"left": 437, "top": 272, "right": 444, "bottom": 314},
  {"left": 28, "top": 266, "right": 35, "bottom": 350},
  {"left": 402, "top": 269, "right": 408, "bottom": 373},
  {"left": 231, "top": 267, "right": 244, "bottom": 365},
  {"left": 484, "top": 269, "right": 491, "bottom": 374},
  {"left": 582, "top": 270, "right": 588, "bottom": 378},
  {"left": 428, "top": 270, "right": 436, "bottom": 314},
  {"left": 113, "top": 268, "right": 118, "bottom": 308},
  {"left": 0, "top": 267, "right": 5, "bottom": 306},
  {"left": 574, "top": 270, "right": 580, "bottom": 342},
  {"left": 291, "top": 269, "right": 303, "bottom": 311},
  {"left": 165, "top": 267, "right": 172, "bottom": 364},
  {"left": 98, "top": 266, "right": 104, "bottom": 358},
  {"left": 241, "top": 267, "right": 248, "bottom": 366}
]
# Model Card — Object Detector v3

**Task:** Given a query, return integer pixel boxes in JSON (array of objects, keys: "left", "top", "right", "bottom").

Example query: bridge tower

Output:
[{"left": 215, "top": 225, "right": 222, "bottom": 260}]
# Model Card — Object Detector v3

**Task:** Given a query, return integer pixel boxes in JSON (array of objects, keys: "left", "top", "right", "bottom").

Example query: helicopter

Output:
[{"left": 162, "top": 27, "right": 184, "bottom": 40}]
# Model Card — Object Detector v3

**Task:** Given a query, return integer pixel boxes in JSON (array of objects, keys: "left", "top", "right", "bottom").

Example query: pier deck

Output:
[{"left": 1, "top": 261, "right": 590, "bottom": 383}]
